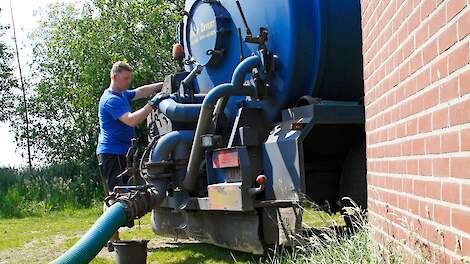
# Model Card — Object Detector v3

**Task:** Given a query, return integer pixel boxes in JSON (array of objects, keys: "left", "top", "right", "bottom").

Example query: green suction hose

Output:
[{"left": 51, "top": 202, "right": 128, "bottom": 264}]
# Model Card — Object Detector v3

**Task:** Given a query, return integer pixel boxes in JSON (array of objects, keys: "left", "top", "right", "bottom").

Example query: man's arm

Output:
[
  {"left": 118, "top": 104, "right": 154, "bottom": 127},
  {"left": 133, "top": 82, "right": 163, "bottom": 101}
]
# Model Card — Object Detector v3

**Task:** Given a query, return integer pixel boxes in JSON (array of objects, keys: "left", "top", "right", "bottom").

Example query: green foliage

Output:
[
  {"left": 10, "top": 0, "right": 183, "bottom": 165},
  {"left": 2, "top": 0, "right": 183, "bottom": 210},
  {"left": 0, "top": 8, "right": 18, "bottom": 121},
  {"left": 0, "top": 165, "right": 103, "bottom": 218}
]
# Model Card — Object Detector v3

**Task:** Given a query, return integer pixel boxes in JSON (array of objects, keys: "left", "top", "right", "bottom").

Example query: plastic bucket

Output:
[{"left": 113, "top": 240, "right": 149, "bottom": 264}]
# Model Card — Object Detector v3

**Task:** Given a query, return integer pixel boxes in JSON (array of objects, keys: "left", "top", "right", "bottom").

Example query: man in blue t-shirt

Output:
[{"left": 96, "top": 61, "right": 163, "bottom": 249}]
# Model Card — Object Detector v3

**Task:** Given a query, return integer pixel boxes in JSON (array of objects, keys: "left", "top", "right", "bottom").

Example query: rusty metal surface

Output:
[
  {"left": 151, "top": 208, "right": 264, "bottom": 254},
  {"left": 262, "top": 206, "right": 302, "bottom": 246}
]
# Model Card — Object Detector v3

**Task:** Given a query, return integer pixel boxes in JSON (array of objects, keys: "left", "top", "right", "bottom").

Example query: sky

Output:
[{"left": 0, "top": 0, "right": 83, "bottom": 168}]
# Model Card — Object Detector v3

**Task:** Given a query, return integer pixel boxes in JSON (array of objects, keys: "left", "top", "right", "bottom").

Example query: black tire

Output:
[{"left": 339, "top": 135, "right": 367, "bottom": 229}]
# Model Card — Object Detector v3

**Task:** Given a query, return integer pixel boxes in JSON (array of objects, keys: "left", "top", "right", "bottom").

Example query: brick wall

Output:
[{"left": 361, "top": 0, "right": 469, "bottom": 262}]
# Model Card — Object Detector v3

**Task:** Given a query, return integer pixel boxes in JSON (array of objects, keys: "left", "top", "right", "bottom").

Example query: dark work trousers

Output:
[{"left": 97, "top": 153, "right": 129, "bottom": 195}]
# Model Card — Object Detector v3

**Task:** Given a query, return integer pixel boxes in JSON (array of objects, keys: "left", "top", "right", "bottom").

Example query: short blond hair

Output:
[{"left": 110, "top": 61, "right": 132, "bottom": 77}]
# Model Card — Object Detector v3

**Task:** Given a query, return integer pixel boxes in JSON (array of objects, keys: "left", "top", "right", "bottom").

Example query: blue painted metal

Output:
[
  {"left": 186, "top": 1, "right": 231, "bottom": 66},
  {"left": 150, "top": 130, "right": 195, "bottom": 162},
  {"left": 202, "top": 54, "right": 260, "bottom": 105},
  {"left": 182, "top": 0, "right": 363, "bottom": 122},
  {"left": 183, "top": 54, "right": 262, "bottom": 191},
  {"left": 158, "top": 98, "right": 201, "bottom": 122}
]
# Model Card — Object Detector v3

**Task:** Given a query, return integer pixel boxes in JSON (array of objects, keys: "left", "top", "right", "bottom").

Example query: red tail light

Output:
[{"left": 212, "top": 149, "right": 240, "bottom": 168}]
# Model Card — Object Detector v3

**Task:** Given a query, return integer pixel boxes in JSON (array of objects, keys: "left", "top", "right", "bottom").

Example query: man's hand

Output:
[
  {"left": 133, "top": 82, "right": 163, "bottom": 101},
  {"left": 147, "top": 92, "right": 170, "bottom": 110}
]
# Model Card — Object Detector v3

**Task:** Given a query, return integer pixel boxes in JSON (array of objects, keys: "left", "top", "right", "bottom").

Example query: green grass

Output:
[
  {"left": 0, "top": 206, "right": 261, "bottom": 264},
  {"left": 0, "top": 206, "right": 102, "bottom": 250},
  {"left": 0, "top": 205, "right": 345, "bottom": 264},
  {"left": 0, "top": 202, "right": 407, "bottom": 264}
]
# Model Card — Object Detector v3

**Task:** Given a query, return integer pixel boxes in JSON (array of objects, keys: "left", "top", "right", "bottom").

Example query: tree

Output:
[
  {"left": 0, "top": 8, "right": 18, "bottom": 122},
  {"left": 10, "top": 0, "right": 183, "bottom": 166}
]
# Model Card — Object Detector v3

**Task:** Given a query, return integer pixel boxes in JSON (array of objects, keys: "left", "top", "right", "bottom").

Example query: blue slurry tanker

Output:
[{"left": 53, "top": 0, "right": 366, "bottom": 262}]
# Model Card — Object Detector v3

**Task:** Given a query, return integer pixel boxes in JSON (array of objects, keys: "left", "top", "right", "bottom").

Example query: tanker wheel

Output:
[{"left": 339, "top": 135, "right": 367, "bottom": 231}]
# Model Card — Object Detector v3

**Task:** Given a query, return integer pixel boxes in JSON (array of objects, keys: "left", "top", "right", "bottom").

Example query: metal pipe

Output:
[
  {"left": 212, "top": 97, "right": 228, "bottom": 126},
  {"left": 183, "top": 55, "right": 262, "bottom": 191},
  {"left": 181, "top": 64, "right": 203, "bottom": 88},
  {"left": 150, "top": 130, "right": 195, "bottom": 163},
  {"left": 212, "top": 84, "right": 254, "bottom": 123},
  {"left": 158, "top": 98, "right": 201, "bottom": 122},
  {"left": 147, "top": 130, "right": 195, "bottom": 201},
  {"left": 192, "top": 94, "right": 206, "bottom": 104}
]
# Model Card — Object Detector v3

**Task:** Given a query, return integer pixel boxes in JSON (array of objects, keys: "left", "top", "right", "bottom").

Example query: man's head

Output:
[{"left": 110, "top": 61, "right": 132, "bottom": 92}]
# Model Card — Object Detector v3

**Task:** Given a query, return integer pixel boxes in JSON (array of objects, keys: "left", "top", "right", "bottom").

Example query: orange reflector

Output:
[
  {"left": 172, "top": 43, "right": 184, "bottom": 60},
  {"left": 212, "top": 149, "right": 240, "bottom": 168}
]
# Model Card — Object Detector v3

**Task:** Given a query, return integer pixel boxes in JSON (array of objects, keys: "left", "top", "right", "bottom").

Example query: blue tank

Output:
[{"left": 181, "top": 0, "right": 364, "bottom": 121}]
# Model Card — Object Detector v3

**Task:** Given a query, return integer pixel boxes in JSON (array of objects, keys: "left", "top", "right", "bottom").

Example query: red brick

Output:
[
  {"left": 425, "top": 134, "right": 441, "bottom": 153},
  {"left": 419, "top": 158, "right": 433, "bottom": 176},
  {"left": 421, "top": 0, "right": 436, "bottom": 20},
  {"left": 414, "top": 179, "right": 427, "bottom": 196},
  {"left": 439, "top": 76, "right": 459, "bottom": 103},
  {"left": 411, "top": 53, "right": 424, "bottom": 74},
  {"left": 434, "top": 204, "right": 451, "bottom": 225},
  {"left": 409, "top": 196, "right": 420, "bottom": 214},
  {"left": 425, "top": 180, "right": 441, "bottom": 199},
  {"left": 407, "top": 118, "right": 418, "bottom": 135},
  {"left": 408, "top": 7, "right": 421, "bottom": 30},
  {"left": 399, "top": 63, "right": 410, "bottom": 81},
  {"left": 463, "top": 184, "right": 470, "bottom": 206},
  {"left": 441, "top": 131, "right": 460, "bottom": 152},
  {"left": 415, "top": 24, "right": 429, "bottom": 48},
  {"left": 442, "top": 230, "right": 458, "bottom": 252},
  {"left": 419, "top": 200, "right": 434, "bottom": 219},
  {"left": 450, "top": 157, "right": 470, "bottom": 179},
  {"left": 426, "top": 88, "right": 440, "bottom": 109},
  {"left": 429, "top": 6, "right": 446, "bottom": 37},
  {"left": 462, "top": 236, "right": 470, "bottom": 259},
  {"left": 403, "top": 178, "right": 413, "bottom": 193},
  {"left": 419, "top": 114, "right": 432, "bottom": 132},
  {"left": 435, "top": 0, "right": 446, "bottom": 7},
  {"left": 403, "top": 39, "right": 414, "bottom": 60},
  {"left": 397, "top": 123, "right": 407, "bottom": 138},
  {"left": 433, "top": 158, "right": 449, "bottom": 176},
  {"left": 460, "top": 69, "right": 470, "bottom": 96},
  {"left": 448, "top": 43, "right": 469, "bottom": 74},
  {"left": 407, "top": 159, "right": 419, "bottom": 174},
  {"left": 363, "top": 1, "right": 470, "bottom": 261},
  {"left": 424, "top": 40, "right": 438, "bottom": 64},
  {"left": 417, "top": 67, "right": 432, "bottom": 91},
  {"left": 432, "top": 107, "right": 449, "bottom": 129},
  {"left": 431, "top": 55, "right": 448, "bottom": 82},
  {"left": 461, "top": 128, "right": 470, "bottom": 151},
  {"left": 413, "top": 138, "right": 426, "bottom": 154},
  {"left": 441, "top": 182, "right": 460, "bottom": 204},
  {"left": 445, "top": 0, "right": 466, "bottom": 21},
  {"left": 451, "top": 208, "right": 470, "bottom": 233},
  {"left": 450, "top": 98, "right": 470, "bottom": 125},
  {"left": 438, "top": 23, "right": 457, "bottom": 53},
  {"left": 457, "top": 9, "right": 470, "bottom": 40}
]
